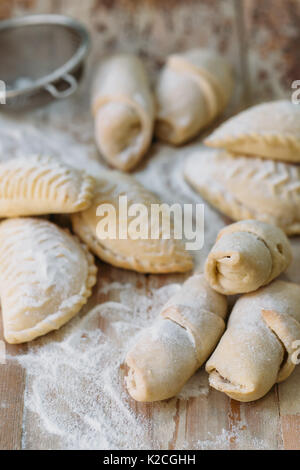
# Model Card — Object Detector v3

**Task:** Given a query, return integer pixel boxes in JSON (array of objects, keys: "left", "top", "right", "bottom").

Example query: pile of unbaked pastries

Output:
[{"left": 1, "top": 48, "right": 300, "bottom": 405}]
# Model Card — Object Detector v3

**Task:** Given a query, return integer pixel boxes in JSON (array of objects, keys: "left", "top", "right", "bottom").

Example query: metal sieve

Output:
[{"left": 0, "top": 14, "right": 91, "bottom": 110}]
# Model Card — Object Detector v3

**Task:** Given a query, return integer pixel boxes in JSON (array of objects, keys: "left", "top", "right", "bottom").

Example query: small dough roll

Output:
[
  {"left": 92, "top": 54, "right": 155, "bottom": 171},
  {"left": 125, "top": 274, "right": 227, "bottom": 402},
  {"left": 205, "top": 220, "right": 292, "bottom": 295},
  {"left": 206, "top": 280, "right": 300, "bottom": 402},
  {"left": 155, "top": 49, "right": 233, "bottom": 145}
]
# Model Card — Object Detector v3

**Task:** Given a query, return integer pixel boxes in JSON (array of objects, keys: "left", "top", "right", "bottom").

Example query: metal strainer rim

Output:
[{"left": 0, "top": 14, "right": 91, "bottom": 99}]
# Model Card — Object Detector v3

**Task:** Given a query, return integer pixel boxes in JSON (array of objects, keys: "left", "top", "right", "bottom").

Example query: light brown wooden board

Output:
[{"left": 0, "top": 0, "right": 300, "bottom": 450}]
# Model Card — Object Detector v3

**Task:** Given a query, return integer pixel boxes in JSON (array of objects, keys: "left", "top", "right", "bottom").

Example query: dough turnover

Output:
[
  {"left": 205, "top": 220, "right": 292, "bottom": 295},
  {"left": 0, "top": 218, "right": 97, "bottom": 344},
  {"left": 0, "top": 155, "right": 95, "bottom": 217},
  {"left": 155, "top": 49, "right": 233, "bottom": 145},
  {"left": 206, "top": 280, "right": 300, "bottom": 402},
  {"left": 205, "top": 100, "right": 300, "bottom": 162},
  {"left": 184, "top": 149, "right": 300, "bottom": 235},
  {"left": 92, "top": 54, "right": 155, "bottom": 171},
  {"left": 125, "top": 274, "right": 227, "bottom": 402},
  {"left": 71, "top": 170, "right": 193, "bottom": 273}
]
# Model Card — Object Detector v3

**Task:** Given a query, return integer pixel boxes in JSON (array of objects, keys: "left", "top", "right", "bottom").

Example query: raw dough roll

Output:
[
  {"left": 205, "top": 100, "right": 300, "bottom": 163},
  {"left": 155, "top": 49, "right": 233, "bottom": 145},
  {"left": 125, "top": 274, "right": 227, "bottom": 402},
  {"left": 205, "top": 220, "right": 292, "bottom": 295},
  {"left": 206, "top": 280, "right": 300, "bottom": 402},
  {"left": 92, "top": 54, "right": 155, "bottom": 171}
]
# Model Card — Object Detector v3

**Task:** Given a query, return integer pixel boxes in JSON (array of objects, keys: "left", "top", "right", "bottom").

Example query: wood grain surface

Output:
[{"left": 0, "top": 0, "right": 300, "bottom": 450}]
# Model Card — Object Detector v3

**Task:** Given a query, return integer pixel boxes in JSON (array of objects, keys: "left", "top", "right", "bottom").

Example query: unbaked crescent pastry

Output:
[
  {"left": 0, "top": 218, "right": 97, "bottom": 344},
  {"left": 155, "top": 48, "right": 233, "bottom": 145},
  {"left": 184, "top": 149, "right": 300, "bottom": 235},
  {"left": 205, "top": 100, "right": 300, "bottom": 162},
  {"left": 206, "top": 280, "right": 300, "bottom": 402},
  {"left": 71, "top": 170, "right": 193, "bottom": 273},
  {"left": 91, "top": 54, "right": 155, "bottom": 171},
  {"left": 205, "top": 220, "right": 292, "bottom": 295},
  {"left": 125, "top": 274, "right": 227, "bottom": 402},
  {"left": 0, "top": 155, "right": 95, "bottom": 217}
]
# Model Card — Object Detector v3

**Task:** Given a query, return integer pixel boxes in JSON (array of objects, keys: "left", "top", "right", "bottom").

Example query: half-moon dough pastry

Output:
[
  {"left": 184, "top": 149, "right": 300, "bottom": 235},
  {"left": 0, "top": 154, "right": 95, "bottom": 217},
  {"left": 205, "top": 100, "right": 300, "bottom": 162},
  {"left": 0, "top": 218, "right": 97, "bottom": 344},
  {"left": 92, "top": 54, "right": 155, "bottom": 171},
  {"left": 206, "top": 280, "right": 300, "bottom": 402},
  {"left": 205, "top": 220, "right": 292, "bottom": 295},
  {"left": 155, "top": 49, "right": 233, "bottom": 145},
  {"left": 125, "top": 274, "right": 227, "bottom": 402},
  {"left": 71, "top": 170, "right": 193, "bottom": 273}
]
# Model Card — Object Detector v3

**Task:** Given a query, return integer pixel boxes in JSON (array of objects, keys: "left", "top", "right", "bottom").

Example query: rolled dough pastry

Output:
[
  {"left": 205, "top": 100, "right": 300, "bottom": 162},
  {"left": 71, "top": 170, "right": 193, "bottom": 273},
  {"left": 125, "top": 274, "right": 227, "bottom": 401},
  {"left": 206, "top": 280, "right": 300, "bottom": 402},
  {"left": 155, "top": 49, "right": 233, "bottom": 145},
  {"left": 184, "top": 149, "right": 300, "bottom": 235},
  {"left": 0, "top": 218, "right": 97, "bottom": 344},
  {"left": 0, "top": 155, "right": 95, "bottom": 217},
  {"left": 205, "top": 220, "right": 292, "bottom": 295},
  {"left": 92, "top": 54, "right": 155, "bottom": 171}
]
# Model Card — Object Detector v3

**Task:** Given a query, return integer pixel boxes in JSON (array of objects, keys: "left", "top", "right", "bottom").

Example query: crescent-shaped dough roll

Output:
[
  {"left": 205, "top": 220, "right": 292, "bottom": 295},
  {"left": 91, "top": 54, "right": 155, "bottom": 171},
  {"left": 125, "top": 274, "right": 227, "bottom": 402},
  {"left": 206, "top": 280, "right": 300, "bottom": 402},
  {"left": 184, "top": 149, "right": 300, "bottom": 235},
  {"left": 205, "top": 100, "right": 300, "bottom": 162},
  {"left": 71, "top": 170, "right": 193, "bottom": 273},
  {"left": 155, "top": 49, "right": 233, "bottom": 145},
  {"left": 0, "top": 218, "right": 97, "bottom": 344}
]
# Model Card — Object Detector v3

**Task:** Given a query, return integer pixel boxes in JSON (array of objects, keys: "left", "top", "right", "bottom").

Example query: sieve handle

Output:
[{"left": 44, "top": 73, "right": 78, "bottom": 99}]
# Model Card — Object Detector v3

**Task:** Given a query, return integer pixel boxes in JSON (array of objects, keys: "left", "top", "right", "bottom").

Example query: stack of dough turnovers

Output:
[
  {"left": 206, "top": 281, "right": 300, "bottom": 402},
  {"left": 125, "top": 274, "right": 227, "bottom": 401},
  {"left": 205, "top": 220, "right": 292, "bottom": 295},
  {"left": 155, "top": 49, "right": 233, "bottom": 145},
  {"left": 184, "top": 101, "right": 300, "bottom": 234},
  {"left": 92, "top": 54, "right": 155, "bottom": 172}
]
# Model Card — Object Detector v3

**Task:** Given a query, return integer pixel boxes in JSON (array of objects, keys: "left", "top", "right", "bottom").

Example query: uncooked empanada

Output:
[
  {"left": 0, "top": 218, "right": 97, "bottom": 344},
  {"left": 205, "top": 100, "right": 300, "bottom": 162},
  {"left": 125, "top": 274, "right": 227, "bottom": 402},
  {"left": 206, "top": 280, "right": 300, "bottom": 402},
  {"left": 155, "top": 49, "right": 233, "bottom": 145},
  {"left": 205, "top": 220, "right": 292, "bottom": 295},
  {"left": 92, "top": 54, "right": 155, "bottom": 171},
  {"left": 0, "top": 155, "right": 95, "bottom": 217},
  {"left": 71, "top": 170, "right": 193, "bottom": 273},
  {"left": 184, "top": 149, "right": 300, "bottom": 235}
]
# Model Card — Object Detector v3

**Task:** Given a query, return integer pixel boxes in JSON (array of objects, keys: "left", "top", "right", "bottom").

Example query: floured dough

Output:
[
  {"left": 184, "top": 149, "right": 300, "bottom": 235},
  {"left": 125, "top": 274, "right": 227, "bottom": 402},
  {"left": 92, "top": 54, "right": 155, "bottom": 171},
  {"left": 0, "top": 154, "right": 95, "bottom": 217},
  {"left": 205, "top": 100, "right": 300, "bottom": 162},
  {"left": 205, "top": 220, "right": 292, "bottom": 294},
  {"left": 0, "top": 218, "right": 97, "bottom": 344},
  {"left": 71, "top": 170, "right": 193, "bottom": 273},
  {"left": 155, "top": 48, "right": 233, "bottom": 145},
  {"left": 206, "top": 280, "right": 300, "bottom": 402}
]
